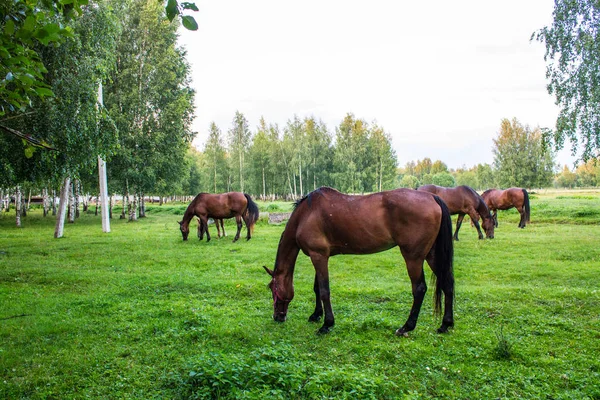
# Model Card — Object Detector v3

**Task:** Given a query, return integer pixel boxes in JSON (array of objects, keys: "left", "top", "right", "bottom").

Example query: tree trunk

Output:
[
  {"left": 25, "top": 189, "right": 31, "bottom": 215},
  {"left": 139, "top": 193, "right": 146, "bottom": 218},
  {"left": 299, "top": 163, "right": 303, "bottom": 197},
  {"left": 74, "top": 181, "right": 80, "bottom": 219},
  {"left": 109, "top": 195, "right": 113, "bottom": 219},
  {"left": 68, "top": 181, "right": 75, "bottom": 223},
  {"left": 15, "top": 186, "right": 22, "bottom": 228},
  {"left": 129, "top": 194, "right": 137, "bottom": 221},
  {"left": 54, "top": 177, "right": 71, "bottom": 238},
  {"left": 43, "top": 188, "right": 49, "bottom": 217},
  {"left": 52, "top": 189, "right": 57, "bottom": 216},
  {"left": 95, "top": 195, "right": 99, "bottom": 216}
]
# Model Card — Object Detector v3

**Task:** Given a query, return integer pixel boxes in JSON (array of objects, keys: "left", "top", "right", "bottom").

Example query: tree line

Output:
[{"left": 189, "top": 112, "right": 398, "bottom": 199}]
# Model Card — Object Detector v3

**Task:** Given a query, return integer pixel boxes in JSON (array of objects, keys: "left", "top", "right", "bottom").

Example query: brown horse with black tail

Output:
[
  {"left": 417, "top": 184, "right": 495, "bottom": 241},
  {"left": 481, "top": 188, "right": 530, "bottom": 228},
  {"left": 179, "top": 192, "right": 259, "bottom": 242},
  {"left": 263, "top": 187, "right": 454, "bottom": 336}
]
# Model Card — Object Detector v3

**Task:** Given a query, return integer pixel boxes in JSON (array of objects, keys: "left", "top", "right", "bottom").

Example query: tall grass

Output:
[{"left": 1, "top": 193, "right": 599, "bottom": 399}]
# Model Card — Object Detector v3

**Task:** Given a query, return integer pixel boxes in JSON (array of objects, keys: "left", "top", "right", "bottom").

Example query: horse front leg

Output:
[
  {"left": 396, "top": 260, "right": 426, "bottom": 336},
  {"left": 453, "top": 214, "right": 465, "bottom": 241},
  {"left": 493, "top": 210, "right": 498, "bottom": 227},
  {"left": 308, "top": 273, "right": 323, "bottom": 322},
  {"left": 469, "top": 212, "right": 484, "bottom": 240},
  {"left": 309, "top": 253, "right": 334, "bottom": 334},
  {"left": 200, "top": 216, "right": 211, "bottom": 242},
  {"left": 220, "top": 219, "right": 226, "bottom": 237},
  {"left": 233, "top": 215, "right": 242, "bottom": 242}
]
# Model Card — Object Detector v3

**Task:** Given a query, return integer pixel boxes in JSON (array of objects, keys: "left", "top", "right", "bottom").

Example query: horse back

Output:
[{"left": 292, "top": 188, "right": 441, "bottom": 257}]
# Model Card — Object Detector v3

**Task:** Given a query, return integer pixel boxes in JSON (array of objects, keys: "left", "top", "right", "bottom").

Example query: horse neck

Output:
[
  {"left": 476, "top": 197, "right": 491, "bottom": 218},
  {"left": 181, "top": 204, "right": 196, "bottom": 228},
  {"left": 273, "top": 229, "right": 300, "bottom": 286}
]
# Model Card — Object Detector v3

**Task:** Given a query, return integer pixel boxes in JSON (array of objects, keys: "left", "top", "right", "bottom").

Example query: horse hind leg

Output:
[
  {"left": 396, "top": 259, "right": 427, "bottom": 336},
  {"left": 425, "top": 251, "right": 454, "bottom": 334},
  {"left": 517, "top": 207, "right": 526, "bottom": 228},
  {"left": 233, "top": 215, "right": 243, "bottom": 242}
]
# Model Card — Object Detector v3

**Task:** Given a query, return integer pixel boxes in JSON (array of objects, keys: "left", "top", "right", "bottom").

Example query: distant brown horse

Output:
[
  {"left": 417, "top": 184, "right": 494, "bottom": 241},
  {"left": 263, "top": 187, "right": 454, "bottom": 336},
  {"left": 481, "top": 188, "right": 530, "bottom": 228},
  {"left": 197, "top": 217, "right": 226, "bottom": 240},
  {"left": 179, "top": 192, "right": 259, "bottom": 242}
]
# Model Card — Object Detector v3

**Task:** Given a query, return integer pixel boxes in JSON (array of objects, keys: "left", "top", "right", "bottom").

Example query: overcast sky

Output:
[{"left": 177, "top": 0, "right": 578, "bottom": 169}]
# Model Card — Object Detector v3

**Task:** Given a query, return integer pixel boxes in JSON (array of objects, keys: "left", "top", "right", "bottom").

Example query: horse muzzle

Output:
[{"left": 273, "top": 312, "right": 287, "bottom": 322}]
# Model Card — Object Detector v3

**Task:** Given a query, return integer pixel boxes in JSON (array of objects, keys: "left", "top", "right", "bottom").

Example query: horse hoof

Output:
[
  {"left": 317, "top": 326, "right": 332, "bottom": 334},
  {"left": 395, "top": 328, "right": 409, "bottom": 337},
  {"left": 308, "top": 314, "right": 322, "bottom": 323}
]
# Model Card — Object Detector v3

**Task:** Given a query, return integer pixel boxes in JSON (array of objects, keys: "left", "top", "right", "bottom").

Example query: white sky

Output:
[{"left": 177, "top": 0, "right": 579, "bottom": 170}]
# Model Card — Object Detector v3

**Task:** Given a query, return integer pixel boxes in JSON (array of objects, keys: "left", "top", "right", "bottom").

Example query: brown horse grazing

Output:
[
  {"left": 179, "top": 192, "right": 259, "bottom": 242},
  {"left": 417, "top": 184, "right": 495, "bottom": 241},
  {"left": 481, "top": 188, "right": 530, "bottom": 228},
  {"left": 197, "top": 217, "right": 226, "bottom": 240},
  {"left": 263, "top": 187, "right": 454, "bottom": 336}
]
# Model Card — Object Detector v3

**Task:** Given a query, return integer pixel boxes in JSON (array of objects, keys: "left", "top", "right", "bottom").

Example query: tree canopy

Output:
[{"left": 535, "top": 0, "right": 600, "bottom": 160}]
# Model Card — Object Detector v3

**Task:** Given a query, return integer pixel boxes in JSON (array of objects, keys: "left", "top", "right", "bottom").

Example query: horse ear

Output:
[
  {"left": 263, "top": 266, "right": 274, "bottom": 277},
  {"left": 178, "top": 220, "right": 182, "bottom": 226}
]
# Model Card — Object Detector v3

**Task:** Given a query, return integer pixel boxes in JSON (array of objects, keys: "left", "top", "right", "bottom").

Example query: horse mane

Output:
[
  {"left": 293, "top": 187, "right": 339, "bottom": 209},
  {"left": 463, "top": 186, "right": 491, "bottom": 216},
  {"left": 481, "top": 188, "right": 495, "bottom": 196}
]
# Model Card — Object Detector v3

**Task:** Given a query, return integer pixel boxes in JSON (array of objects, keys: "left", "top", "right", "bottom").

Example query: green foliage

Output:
[
  {"left": 398, "top": 174, "right": 420, "bottom": 189},
  {"left": 493, "top": 118, "right": 555, "bottom": 188},
  {"left": 534, "top": 0, "right": 600, "bottom": 161},
  {"left": 0, "top": 0, "right": 82, "bottom": 116},
  {"left": 431, "top": 172, "right": 455, "bottom": 187}
]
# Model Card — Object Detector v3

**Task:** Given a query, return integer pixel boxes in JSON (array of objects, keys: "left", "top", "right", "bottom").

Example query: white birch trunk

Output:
[
  {"left": 43, "top": 188, "right": 49, "bottom": 217},
  {"left": 54, "top": 177, "right": 71, "bottom": 238},
  {"left": 68, "top": 181, "right": 75, "bottom": 223},
  {"left": 129, "top": 194, "right": 137, "bottom": 221},
  {"left": 15, "top": 186, "right": 22, "bottom": 228}
]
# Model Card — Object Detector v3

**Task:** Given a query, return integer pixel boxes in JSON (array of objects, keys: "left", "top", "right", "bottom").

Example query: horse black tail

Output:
[
  {"left": 522, "top": 189, "right": 530, "bottom": 223},
  {"left": 244, "top": 194, "right": 260, "bottom": 234},
  {"left": 431, "top": 195, "right": 454, "bottom": 316}
]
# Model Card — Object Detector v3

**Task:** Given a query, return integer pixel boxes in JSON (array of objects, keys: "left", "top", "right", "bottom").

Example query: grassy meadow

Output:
[{"left": 1, "top": 190, "right": 599, "bottom": 399}]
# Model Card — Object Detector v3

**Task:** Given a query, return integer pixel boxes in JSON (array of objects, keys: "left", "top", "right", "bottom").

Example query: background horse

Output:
[
  {"left": 263, "top": 186, "right": 454, "bottom": 336},
  {"left": 197, "top": 217, "right": 226, "bottom": 240},
  {"left": 179, "top": 192, "right": 259, "bottom": 242},
  {"left": 481, "top": 188, "right": 530, "bottom": 228},
  {"left": 417, "top": 184, "right": 494, "bottom": 241}
]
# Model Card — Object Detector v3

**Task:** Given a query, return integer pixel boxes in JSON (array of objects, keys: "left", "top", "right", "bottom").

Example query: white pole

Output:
[{"left": 97, "top": 82, "right": 110, "bottom": 233}]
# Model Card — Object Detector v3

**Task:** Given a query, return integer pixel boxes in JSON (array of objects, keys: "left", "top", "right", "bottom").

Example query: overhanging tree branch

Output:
[{"left": 0, "top": 124, "right": 58, "bottom": 151}]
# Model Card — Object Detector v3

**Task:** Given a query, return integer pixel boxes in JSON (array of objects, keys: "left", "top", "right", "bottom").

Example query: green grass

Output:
[{"left": 1, "top": 193, "right": 599, "bottom": 399}]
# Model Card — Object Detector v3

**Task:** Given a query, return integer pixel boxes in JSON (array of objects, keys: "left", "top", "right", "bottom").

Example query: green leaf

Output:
[
  {"left": 181, "top": 15, "right": 198, "bottom": 31},
  {"left": 165, "top": 0, "right": 179, "bottom": 21},
  {"left": 4, "top": 19, "right": 15, "bottom": 35},
  {"left": 181, "top": 2, "right": 199, "bottom": 11},
  {"left": 24, "top": 144, "right": 35, "bottom": 158},
  {"left": 35, "top": 87, "right": 54, "bottom": 97},
  {"left": 23, "top": 16, "right": 36, "bottom": 32}
]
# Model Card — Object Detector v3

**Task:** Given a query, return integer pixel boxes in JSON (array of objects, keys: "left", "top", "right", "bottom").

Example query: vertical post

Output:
[{"left": 97, "top": 81, "right": 110, "bottom": 233}]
